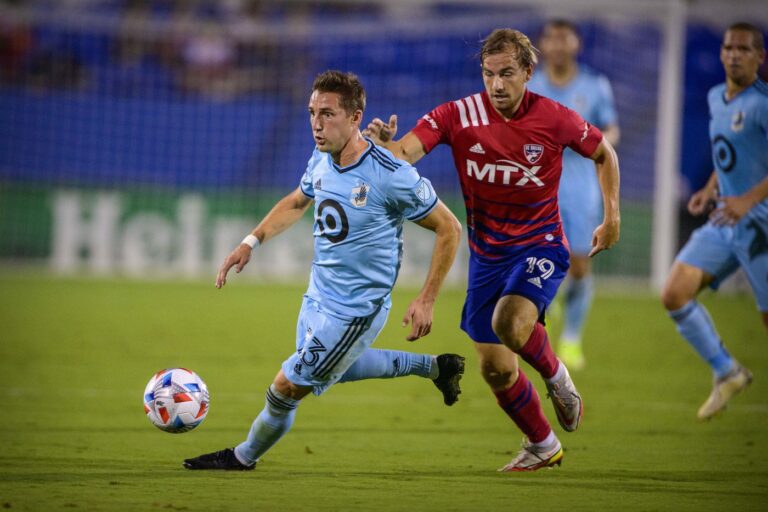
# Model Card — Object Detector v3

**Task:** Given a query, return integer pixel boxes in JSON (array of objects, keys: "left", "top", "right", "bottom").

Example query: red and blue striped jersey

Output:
[{"left": 412, "top": 89, "right": 603, "bottom": 259}]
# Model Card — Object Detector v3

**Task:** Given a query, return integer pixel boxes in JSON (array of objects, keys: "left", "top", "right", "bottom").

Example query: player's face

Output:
[
  {"left": 482, "top": 51, "right": 532, "bottom": 116},
  {"left": 539, "top": 25, "right": 580, "bottom": 67},
  {"left": 720, "top": 29, "right": 766, "bottom": 86},
  {"left": 308, "top": 90, "right": 361, "bottom": 154}
]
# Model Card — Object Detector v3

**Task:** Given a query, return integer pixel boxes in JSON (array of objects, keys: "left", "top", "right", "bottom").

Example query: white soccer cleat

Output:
[
  {"left": 697, "top": 365, "right": 753, "bottom": 420},
  {"left": 498, "top": 438, "right": 564, "bottom": 472},
  {"left": 545, "top": 360, "right": 583, "bottom": 432}
]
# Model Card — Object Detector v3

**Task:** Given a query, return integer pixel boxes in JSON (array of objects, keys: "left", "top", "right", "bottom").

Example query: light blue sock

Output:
[
  {"left": 562, "top": 276, "right": 594, "bottom": 342},
  {"left": 669, "top": 300, "right": 735, "bottom": 378},
  {"left": 234, "top": 385, "right": 299, "bottom": 465},
  {"left": 338, "top": 348, "right": 435, "bottom": 383}
]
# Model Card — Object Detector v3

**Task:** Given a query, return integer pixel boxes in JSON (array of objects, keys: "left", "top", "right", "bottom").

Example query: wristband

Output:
[{"left": 241, "top": 234, "right": 260, "bottom": 248}]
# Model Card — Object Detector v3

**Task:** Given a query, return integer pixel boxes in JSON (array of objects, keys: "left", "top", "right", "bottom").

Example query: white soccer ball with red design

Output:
[{"left": 143, "top": 368, "right": 209, "bottom": 433}]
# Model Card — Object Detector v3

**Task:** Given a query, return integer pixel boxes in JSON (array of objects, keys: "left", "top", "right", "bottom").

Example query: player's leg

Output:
[
  {"left": 230, "top": 370, "right": 309, "bottom": 467},
  {"left": 557, "top": 189, "right": 599, "bottom": 371},
  {"left": 492, "top": 294, "right": 582, "bottom": 432},
  {"left": 337, "top": 348, "right": 465, "bottom": 405},
  {"left": 474, "top": 342, "right": 563, "bottom": 471},
  {"left": 559, "top": 255, "right": 593, "bottom": 370},
  {"left": 661, "top": 224, "right": 749, "bottom": 419},
  {"left": 183, "top": 369, "right": 309, "bottom": 470}
]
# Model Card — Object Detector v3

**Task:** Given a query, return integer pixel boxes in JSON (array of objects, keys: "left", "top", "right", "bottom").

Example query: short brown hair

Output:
[
  {"left": 311, "top": 70, "right": 366, "bottom": 114},
  {"left": 726, "top": 22, "right": 765, "bottom": 51},
  {"left": 480, "top": 28, "right": 538, "bottom": 69},
  {"left": 541, "top": 19, "right": 581, "bottom": 41}
]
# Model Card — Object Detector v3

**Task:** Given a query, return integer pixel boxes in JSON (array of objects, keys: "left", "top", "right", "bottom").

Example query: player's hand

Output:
[
  {"left": 687, "top": 187, "right": 717, "bottom": 216},
  {"left": 402, "top": 297, "right": 433, "bottom": 341},
  {"left": 710, "top": 195, "right": 753, "bottom": 226},
  {"left": 589, "top": 219, "right": 620, "bottom": 257},
  {"left": 215, "top": 244, "right": 252, "bottom": 289},
  {"left": 362, "top": 115, "right": 398, "bottom": 144}
]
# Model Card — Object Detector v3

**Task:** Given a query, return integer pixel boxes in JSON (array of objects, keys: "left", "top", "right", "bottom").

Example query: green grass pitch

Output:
[{"left": 1, "top": 275, "right": 766, "bottom": 511}]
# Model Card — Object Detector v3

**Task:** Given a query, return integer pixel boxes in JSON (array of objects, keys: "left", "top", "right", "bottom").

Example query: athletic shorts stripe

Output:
[{"left": 314, "top": 317, "right": 367, "bottom": 378}]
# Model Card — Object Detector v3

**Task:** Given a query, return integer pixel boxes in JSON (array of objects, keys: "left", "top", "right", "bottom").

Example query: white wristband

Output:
[{"left": 241, "top": 234, "right": 260, "bottom": 249}]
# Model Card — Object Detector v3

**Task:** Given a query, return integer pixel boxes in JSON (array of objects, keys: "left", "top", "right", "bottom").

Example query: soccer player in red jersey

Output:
[{"left": 365, "top": 28, "right": 620, "bottom": 471}]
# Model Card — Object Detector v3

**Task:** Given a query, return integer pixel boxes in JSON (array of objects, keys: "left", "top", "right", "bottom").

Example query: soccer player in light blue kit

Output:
[
  {"left": 528, "top": 20, "right": 620, "bottom": 370},
  {"left": 184, "top": 71, "right": 464, "bottom": 470},
  {"left": 662, "top": 23, "right": 768, "bottom": 420}
]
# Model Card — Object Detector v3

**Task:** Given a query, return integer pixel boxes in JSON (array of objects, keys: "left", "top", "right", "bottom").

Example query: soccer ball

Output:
[{"left": 143, "top": 368, "right": 210, "bottom": 433}]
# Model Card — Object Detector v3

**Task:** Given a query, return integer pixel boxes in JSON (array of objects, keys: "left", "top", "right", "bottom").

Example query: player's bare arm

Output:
[
  {"left": 589, "top": 138, "right": 621, "bottom": 257},
  {"left": 713, "top": 175, "right": 768, "bottom": 225},
  {"left": 216, "top": 187, "right": 313, "bottom": 289},
  {"left": 364, "top": 115, "right": 427, "bottom": 165},
  {"left": 688, "top": 171, "right": 719, "bottom": 216},
  {"left": 401, "top": 201, "right": 462, "bottom": 341}
]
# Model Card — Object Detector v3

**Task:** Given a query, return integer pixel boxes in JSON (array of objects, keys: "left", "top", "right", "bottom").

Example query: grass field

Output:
[{"left": 1, "top": 274, "right": 766, "bottom": 511}]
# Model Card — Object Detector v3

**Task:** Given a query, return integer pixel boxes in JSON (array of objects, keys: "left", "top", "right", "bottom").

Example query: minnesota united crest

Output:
[
  {"left": 351, "top": 182, "right": 369, "bottom": 207},
  {"left": 731, "top": 111, "right": 745, "bottom": 133}
]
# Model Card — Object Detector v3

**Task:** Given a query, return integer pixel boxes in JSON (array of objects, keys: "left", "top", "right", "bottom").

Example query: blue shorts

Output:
[
  {"left": 460, "top": 245, "right": 570, "bottom": 343},
  {"left": 677, "top": 219, "right": 768, "bottom": 312},
  {"left": 282, "top": 296, "right": 389, "bottom": 395}
]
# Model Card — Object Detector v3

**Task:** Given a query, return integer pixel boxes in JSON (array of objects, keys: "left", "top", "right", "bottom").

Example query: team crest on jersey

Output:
[
  {"left": 524, "top": 144, "right": 544, "bottom": 164},
  {"left": 731, "top": 111, "right": 745, "bottom": 133},
  {"left": 415, "top": 179, "right": 433, "bottom": 204},
  {"left": 351, "top": 183, "right": 369, "bottom": 207}
]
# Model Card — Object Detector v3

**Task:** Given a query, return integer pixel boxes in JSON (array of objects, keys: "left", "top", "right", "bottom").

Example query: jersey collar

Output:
[
  {"left": 484, "top": 89, "right": 533, "bottom": 123},
  {"left": 330, "top": 138, "right": 373, "bottom": 173}
]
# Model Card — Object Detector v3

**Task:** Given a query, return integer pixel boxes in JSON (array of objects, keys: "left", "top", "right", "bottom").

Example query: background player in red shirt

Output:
[{"left": 365, "top": 28, "right": 620, "bottom": 471}]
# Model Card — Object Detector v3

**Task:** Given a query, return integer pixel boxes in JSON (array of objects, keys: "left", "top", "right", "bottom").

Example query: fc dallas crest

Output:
[{"left": 524, "top": 144, "right": 544, "bottom": 164}]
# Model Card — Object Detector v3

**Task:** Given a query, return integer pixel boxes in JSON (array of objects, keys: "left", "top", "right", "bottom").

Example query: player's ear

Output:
[{"left": 351, "top": 109, "right": 363, "bottom": 126}]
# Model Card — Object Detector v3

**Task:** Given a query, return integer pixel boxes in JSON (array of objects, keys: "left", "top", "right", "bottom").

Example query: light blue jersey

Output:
[
  {"left": 708, "top": 79, "right": 768, "bottom": 220},
  {"left": 677, "top": 79, "right": 768, "bottom": 311},
  {"left": 299, "top": 139, "right": 439, "bottom": 317},
  {"left": 528, "top": 66, "right": 616, "bottom": 254}
]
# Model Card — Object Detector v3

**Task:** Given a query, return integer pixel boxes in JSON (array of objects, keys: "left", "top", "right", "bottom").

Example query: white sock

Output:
[{"left": 545, "top": 361, "right": 565, "bottom": 385}]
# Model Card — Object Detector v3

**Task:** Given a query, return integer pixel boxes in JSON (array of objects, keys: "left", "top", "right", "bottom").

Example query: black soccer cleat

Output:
[
  {"left": 432, "top": 353, "right": 465, "bottom": 406},
  {"left": 183, "top": 448, "right": 255, "bottom": 471}
]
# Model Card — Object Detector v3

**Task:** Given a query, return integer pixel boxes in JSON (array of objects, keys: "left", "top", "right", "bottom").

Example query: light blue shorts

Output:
[
  {"left": 282, "top": 296, "right": 389, "bottom": 395},
  {"left": 559, "top": 181, "right": 601, "bottom": 256},
  {"left": 676, "top": 219, "right": 768, "bottom": 312}
]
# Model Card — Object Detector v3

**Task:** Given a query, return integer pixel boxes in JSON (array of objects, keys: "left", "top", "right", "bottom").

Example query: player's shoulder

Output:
[
  {"left": 578, "top": 64, "right": 607, "bottom": 81},
  {"left": 707, "top": 82, "right": 727, "bottom": 106},
  {"left": 527, "top": 89, "right": 569, "bottom": 116},
  {"left": 750, "top": 79, "right": 768, "bottom": 101},
  {"left": 440, "top": 91, "right": 491, "bottom": 128},
  {"left": 580, "top": 66, "right": 613, "bottom": 91},
  {"left": 366, "top": 141, "right": 411, "bottom": 173},
  {"left": 307, "top": 147, "right": 327, "bottom": 168}
]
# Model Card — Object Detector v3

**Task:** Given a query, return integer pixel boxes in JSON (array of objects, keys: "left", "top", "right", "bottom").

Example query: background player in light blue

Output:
[
  {"left": 662, "top": 23, "right": 768, "bottom": 420},
  {"left": 184, "top": 70, "right": 464, "bottom": 470},
  {"left": 528, "top": 20, "right": 620, "bottom": 370}
]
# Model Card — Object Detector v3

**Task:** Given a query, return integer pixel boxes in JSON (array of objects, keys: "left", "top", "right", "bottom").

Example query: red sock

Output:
[
  {"left": 493, "top": 369, "right": 552, "bottom": 443},
  {"left": 517, "top": 322, "right": 559, "bottom": 379}
]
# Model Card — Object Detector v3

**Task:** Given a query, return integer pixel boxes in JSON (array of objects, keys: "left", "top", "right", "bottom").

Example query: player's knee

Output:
[
  {"left": 491, "top": 314, "right": 532, "bottom": 351},
  {"left": 479, "top": 359, "right": 518, "bottom": 391},
  {"left": 272, "top": 371, "right": 312, "bottom": 401},
  {"left": 761, "top": 312, "right": 768, "bottom": 330},
  {"left": 660, "top": 283, "right": 689, "bottom": 312}
]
